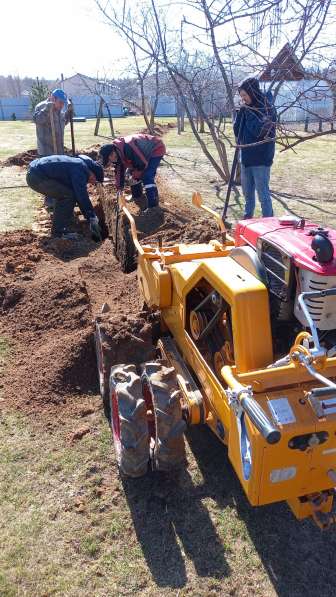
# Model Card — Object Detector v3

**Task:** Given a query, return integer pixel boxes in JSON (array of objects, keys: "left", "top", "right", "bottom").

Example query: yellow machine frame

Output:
[{"left": 119, "top": 193, "right": 336, "bottom": 528}]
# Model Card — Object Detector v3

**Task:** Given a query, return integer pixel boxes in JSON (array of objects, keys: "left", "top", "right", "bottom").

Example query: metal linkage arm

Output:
[
  {"left": 222, "top": 366, "right": 281, "bottom": 445},
  {"left": 298, "top": 289, "right": 336, "bottom": 357}
]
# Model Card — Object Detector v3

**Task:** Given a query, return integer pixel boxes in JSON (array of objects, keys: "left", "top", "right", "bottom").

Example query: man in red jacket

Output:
[{"left": 99, "top": 134, "right": 166, "bottom": 209}]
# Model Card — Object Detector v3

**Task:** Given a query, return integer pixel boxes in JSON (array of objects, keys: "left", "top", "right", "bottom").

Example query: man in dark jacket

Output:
[
  {"left": 26, "top": 155, "right": 104, "bottom": 240},
  {"left": 99, "top": 134, "right": 166, "bottom": 209},
  {"left": 234, "top": 77, "right": 277, "bottom": 218}
]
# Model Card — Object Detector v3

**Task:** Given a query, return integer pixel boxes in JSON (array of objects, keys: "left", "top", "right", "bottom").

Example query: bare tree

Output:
[{"left": 95, "top": 0, "right": 336, "bottom": 182}]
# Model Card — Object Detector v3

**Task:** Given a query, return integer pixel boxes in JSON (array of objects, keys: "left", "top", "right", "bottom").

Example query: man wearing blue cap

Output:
[
  {"left": 33, "top": 88, "right": 71, "bottom": 210},
  {"left": 33, "top": 88, "right": 70, "bottom": 156},
  {"left": 26, "top": 155, "right": 104, "bottom": 241}
]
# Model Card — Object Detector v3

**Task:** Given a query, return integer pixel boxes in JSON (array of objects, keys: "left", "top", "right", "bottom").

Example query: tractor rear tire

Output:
[
  {"left": 141, "top": 362, "right": 186, "bottom": 471},
  {"left": 95, "top": 321, "right": 111, "bottom": 421},
  {"left": 110, "top": 364, "right": 149, "bottom": 477}
]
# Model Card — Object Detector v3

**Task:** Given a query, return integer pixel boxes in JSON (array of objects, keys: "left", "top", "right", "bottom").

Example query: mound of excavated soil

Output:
[
  {"left": 0, "top": 167, "right": 218, "bottom": 418},
  {"left": 0, "top": 231, "right": 152, "bottom": 416},
  {"left": 4, "top": 149, "right": 39, "bottom": 167},
  {"left": 140, "top": 123, "right": 176, "bottom": 136},
  {"left": 3, "top": 145, "right": 100, "bottom": 167}
]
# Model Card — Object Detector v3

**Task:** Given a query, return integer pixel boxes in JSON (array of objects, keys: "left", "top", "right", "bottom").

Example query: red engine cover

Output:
[{"left": 235, "top": 217, "right": 336, "bottom": 275}]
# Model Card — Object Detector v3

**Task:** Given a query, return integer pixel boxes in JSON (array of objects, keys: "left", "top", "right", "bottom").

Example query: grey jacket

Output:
[{"left": 33, "top": 100, "right": 69, "bottom": 156}]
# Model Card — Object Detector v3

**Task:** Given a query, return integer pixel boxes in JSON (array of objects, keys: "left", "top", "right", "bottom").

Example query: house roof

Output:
[
  {"left": 56, "top": 73, "right": 119, "bottom": 89},
  {"left": 260, "top": 43, "right": 305, "bottom": 82},
  {"left": 58, "top": 73, "right": 99, "bottom": 84}
]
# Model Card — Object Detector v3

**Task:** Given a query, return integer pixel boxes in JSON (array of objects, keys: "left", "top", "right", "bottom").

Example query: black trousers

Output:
[{"left": 26, "top": 170, "right": 76, "bottom": 235}]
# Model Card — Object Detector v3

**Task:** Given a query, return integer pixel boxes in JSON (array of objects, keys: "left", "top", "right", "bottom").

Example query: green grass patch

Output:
[
  {"left": 0, "top": 166, "right": 39, "bottom": 231},
  {"left": 0, "top": 116, "right": 176, "bottom": 161}
]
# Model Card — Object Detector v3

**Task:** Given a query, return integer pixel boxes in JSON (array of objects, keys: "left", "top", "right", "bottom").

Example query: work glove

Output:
[
  {"left": 89, "top": 215, "right": 102, "bottom": 242},
  {"left": 125, "top": 168, "right": 132, "bottom": 182},
  {"left": 125, "top": 169, "right": 138, "bottom": 186}
]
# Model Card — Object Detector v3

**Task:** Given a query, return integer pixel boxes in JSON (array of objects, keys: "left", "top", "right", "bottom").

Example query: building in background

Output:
[
  {"left": 0, "top": 72, "right": 124, "bottom": 120},
  {"left": 260, "top": 43, "right": 333, "bottom": 123},
  {"left": 57, "top": 73, "right": 121, "bottom": 98}
]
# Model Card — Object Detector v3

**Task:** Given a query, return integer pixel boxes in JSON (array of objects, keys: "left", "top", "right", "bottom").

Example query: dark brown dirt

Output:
[
  {"left": 4, "top": 149, "right": 39, "bottom": 167},
  {"left": 140, "top": 123, "right": 176, "bottom": 136},
  {"left": 0, "top": 232, "right": 149, "bottom": 417},
  {"left": 3, "top": 145, "right": 100, "bottom": 167},
  {"left": 0, "top": 172, "right": 217, "bottom": 420}
]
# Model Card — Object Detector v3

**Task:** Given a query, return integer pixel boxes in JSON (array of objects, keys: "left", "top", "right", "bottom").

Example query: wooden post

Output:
[
  {"left": 104, "top": 100, "right": 115, "bottom": 137},
  {"left": 68, "top": 98, "right": 76, "bottom": 155},
  {"left": 176, "top": 97, "right": 182, "bottom": 135},
  {"left": 94, "top": 98, "right": 103, "bottom": 136},
  {"left": 304, "top": 116, "right": 309, "bottom": 132},
  {"left": 318, "top": 118, "right": 323, "bottom": 132},
  {"left": 49, "top": 108, "right": 57, "bottom": 153}
]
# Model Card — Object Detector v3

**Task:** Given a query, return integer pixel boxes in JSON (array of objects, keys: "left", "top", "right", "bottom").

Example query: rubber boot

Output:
[
  {"left": 145, "top": 185, "right": 159, "bottom": 209},
  {"left": 131, "top": 181, "right": 143, "bottom": 200}
]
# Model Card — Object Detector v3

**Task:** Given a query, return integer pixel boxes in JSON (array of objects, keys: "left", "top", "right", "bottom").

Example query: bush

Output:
[{"left": 30, "top": 78, "right": 49, "bottom": 112}]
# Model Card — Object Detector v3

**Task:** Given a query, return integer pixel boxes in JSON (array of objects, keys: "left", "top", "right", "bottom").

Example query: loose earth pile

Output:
[{"left": 0, "top": 155, "right": 217, "bottom": 421}]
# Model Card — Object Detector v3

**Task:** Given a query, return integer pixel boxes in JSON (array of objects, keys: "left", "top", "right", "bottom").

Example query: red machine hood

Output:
[{"left": 235, "top": 217, "right": 336, "bottom": 275}]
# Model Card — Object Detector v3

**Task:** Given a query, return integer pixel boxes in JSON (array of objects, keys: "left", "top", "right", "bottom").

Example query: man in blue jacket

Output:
[
  {"left": 234, "top": 77, "right": 277, "bottom": 219},
  {"left": 26, "top": 155, "right": 104, "bottom": 240}
]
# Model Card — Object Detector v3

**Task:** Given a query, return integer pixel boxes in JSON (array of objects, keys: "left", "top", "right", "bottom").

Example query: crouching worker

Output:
[
  {"left": 26, "top": 155, "right": 104, "bottom": 240},
  {"left": 99, "top": 134, "right": 166, "bottom": 209}
]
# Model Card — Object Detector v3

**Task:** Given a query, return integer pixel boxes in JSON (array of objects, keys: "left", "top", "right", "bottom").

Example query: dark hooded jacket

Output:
[
  {"left": 27, "top": 155, "right": 103, "bottom": 220},
  {"left": 233, "top": 77, "right": 277, "bottom": 167},
  {"left": 100, "top": 134, "right": 166, "bottom": 189}
]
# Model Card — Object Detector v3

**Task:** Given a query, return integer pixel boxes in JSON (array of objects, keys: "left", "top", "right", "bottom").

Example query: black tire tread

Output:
[
  {"left": 110, "top": 364, "right": 149, "bottom": 477},
  {"left": 142, "top": 362, "right": 186, "bottom": 471}
]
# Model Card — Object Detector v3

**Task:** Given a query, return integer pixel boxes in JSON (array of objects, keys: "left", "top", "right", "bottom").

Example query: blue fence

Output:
[
  {"left": 153, "top": 96, "right": 176, "bottom": 116},
  {"left": 0, "top": 95, "right": 124, "bottom": 120}
]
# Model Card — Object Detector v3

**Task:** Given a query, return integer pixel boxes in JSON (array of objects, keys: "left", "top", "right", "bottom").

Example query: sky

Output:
[
  {"left": 1, "top": 0, "right": 334, "bottom": 82},
  {"left": 0, "top": 0, "right": 131, "bottom": 80}
]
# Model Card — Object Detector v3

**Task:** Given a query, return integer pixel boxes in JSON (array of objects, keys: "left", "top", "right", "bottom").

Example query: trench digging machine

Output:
[{"left": 95, "top": 191, "right": 336, "bottom": 529}]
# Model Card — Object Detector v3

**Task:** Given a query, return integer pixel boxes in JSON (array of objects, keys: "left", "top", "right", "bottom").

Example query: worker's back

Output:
[{"left": 28, "top": 155, "right": 89, "bottom": 186}]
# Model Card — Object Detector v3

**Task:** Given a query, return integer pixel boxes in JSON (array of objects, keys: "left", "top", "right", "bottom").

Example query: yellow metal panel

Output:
[
  {"left": 170, "top": 256, "right": 273, "bottom": 372},
  {"left": 287, "top": 494, "right": 333, "bottom": 521},
  {"left": 254, "top": 390, "right": 336, "bottom": 505},
  {"left": 225, "top": 383, "right": 336, "bottom": 507},
  {"left": 168, "top": 261, "right": 199, "bottom": 299},
  {"left": 138, "top": 258, "right": 172, "bottom": 308}
]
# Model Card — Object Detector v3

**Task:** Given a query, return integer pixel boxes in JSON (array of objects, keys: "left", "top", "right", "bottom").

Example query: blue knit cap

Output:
[{"left": 52, "top": 88, "right": 67, "bottom": 103}]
